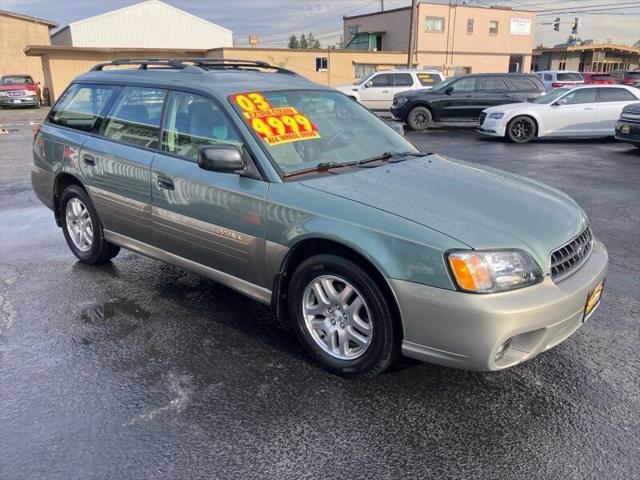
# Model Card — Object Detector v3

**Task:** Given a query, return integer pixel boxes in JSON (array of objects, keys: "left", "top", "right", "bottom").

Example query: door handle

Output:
[
  {"left": 381, "top": 90, "right": 390, "bottom": 93},
  {"left": 156, "top": 175, "right": 175, "bottom": 190},
  {"left": 83, "top": 153, "right": 96, "bottom": 166},
  {"left": 583, "top": 107, "right": 596, "bottom": 111}
]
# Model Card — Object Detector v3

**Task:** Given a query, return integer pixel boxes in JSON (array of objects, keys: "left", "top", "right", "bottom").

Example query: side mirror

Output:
[
  {"left": 364, "top": 81, "right": 373, "bottom": 88},
  {"left": 444, "top": 86, "right": 454, "bottom": 95},
  {"left": 198, "top": 145, "right": 245, "bottom": 173},
  {"left": 555, "top": 98, "right": 568, "bottom": 106}
]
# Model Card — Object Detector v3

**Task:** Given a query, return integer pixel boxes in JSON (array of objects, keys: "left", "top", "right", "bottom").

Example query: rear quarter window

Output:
[
  {"left": 417, "top": 73, "right": 442, "bottom": 86},
  {"left": 48, "top": 84, "right": 117, "bottom": 132},
  {"left": 597, "top": 88, "right": 637, "bottom": 102}
]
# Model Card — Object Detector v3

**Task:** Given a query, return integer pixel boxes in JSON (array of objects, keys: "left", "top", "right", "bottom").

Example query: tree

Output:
[
  {"left": 566, "top": 35, "right": 581, "bottom": 45},
  {"left": 287, "top": 34, "right": 299, "bottom": 49},
  {"left": 306, "top": 32, "right": 321, "bottom": 49},
  {"left": 299, "top": 34, "right": 308, "bottom": 49},
  {"left": 634, "top": 39, "right": 640, "bottom": 47}
]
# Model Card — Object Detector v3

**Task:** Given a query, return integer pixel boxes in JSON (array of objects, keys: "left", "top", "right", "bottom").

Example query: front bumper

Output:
[
  {"left": 392, "top": 238, "right": 608, "bottom": 371},
  {"left": 615, "top": 120, "right": 640, "bottom": 146},
  {"left": 477, "top": 116, "right": 506, "bottom": 137},
  {"left": 0, "top": 95, "right": 38, "bottom": 107},
  {"left": 390, "top": 103, "right": 409, "bottom": 121}
]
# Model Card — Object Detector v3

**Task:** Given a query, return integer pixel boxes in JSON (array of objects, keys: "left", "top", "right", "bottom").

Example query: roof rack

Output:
[
  {"left": 90, "top": 57, "right": 298, "bottom": 75},
  {"left": 90, "top": 59, "right": 178, "bottom": 71}
]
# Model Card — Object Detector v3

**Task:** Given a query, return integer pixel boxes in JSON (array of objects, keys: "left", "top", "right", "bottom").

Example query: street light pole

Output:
[{"left": 406, "top": 0, "right": 417, "bottom": 68}]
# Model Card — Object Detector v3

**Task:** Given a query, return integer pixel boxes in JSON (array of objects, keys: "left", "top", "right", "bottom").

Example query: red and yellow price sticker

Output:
[{"left": 232, "top": 92, "right": 320, "bottom": 146}]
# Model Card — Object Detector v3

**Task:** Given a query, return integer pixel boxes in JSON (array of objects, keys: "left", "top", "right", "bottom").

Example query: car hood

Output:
[
  {"left": 299, "top": 155, "right": 588, "bottom": 273},
  {"left": 396, "top": 88, "right": 437, "bottom": 99}
]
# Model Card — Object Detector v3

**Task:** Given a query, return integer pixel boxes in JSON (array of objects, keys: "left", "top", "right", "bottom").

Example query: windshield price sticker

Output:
[{"left": 233, "top": 92, "right": 320, "bottom": 146}]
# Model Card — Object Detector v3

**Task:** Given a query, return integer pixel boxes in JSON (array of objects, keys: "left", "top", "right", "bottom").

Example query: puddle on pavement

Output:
[{"left": 79, "top": 298, "right": 151, "bottom": 341}]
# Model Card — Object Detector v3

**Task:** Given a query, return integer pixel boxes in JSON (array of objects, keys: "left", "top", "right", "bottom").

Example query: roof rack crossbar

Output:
[
  {"left": 89, "top": 57, "right": 298, "bottom": 75},
  {"left": 90, "top": 58, "right": 182, "bottom": 71}
]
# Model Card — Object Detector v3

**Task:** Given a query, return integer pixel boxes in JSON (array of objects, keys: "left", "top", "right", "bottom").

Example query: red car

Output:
[
  {"left": 582, "top": 72, "right": 616, "bottom": 85},
  {"left": 0, "top": 74, "right": 41, "bottom": 109}
]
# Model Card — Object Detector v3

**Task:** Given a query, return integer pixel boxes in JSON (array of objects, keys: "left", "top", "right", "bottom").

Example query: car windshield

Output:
[
  {"left": 557, "top": 72, "right": 583, "bottom": 81},
  {"left": 228, "top": 90, "right": 417, "bottom": 176},
  {"left": 1, "top": 76, "right": 34, "bottom": 85},
  {"left": 530, "top": 88, "right": 570, "bottom": 104},
  {"left": 352, "top": 73, "right": 374, "bottom": 85}
]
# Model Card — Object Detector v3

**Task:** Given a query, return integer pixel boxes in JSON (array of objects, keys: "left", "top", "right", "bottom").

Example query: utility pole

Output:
[
  {"left": 406, "top": 0, "right": 417, "bottom": 68},
  {"left": 380, "top": 0, "right": 384, "bottom": 12}
]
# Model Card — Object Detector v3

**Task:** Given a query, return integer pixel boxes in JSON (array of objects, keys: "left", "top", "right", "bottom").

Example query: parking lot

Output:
[{"left": 1, "top": 107, "right": 639, "bottom": 479}]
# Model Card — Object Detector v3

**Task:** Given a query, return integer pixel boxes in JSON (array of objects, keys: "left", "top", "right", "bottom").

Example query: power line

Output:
[{"left": 537, "top": 3, "right": 640, "bottom": 15}]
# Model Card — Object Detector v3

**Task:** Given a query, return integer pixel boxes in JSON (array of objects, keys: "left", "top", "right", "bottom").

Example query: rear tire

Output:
[
  {"left": 407, "top": 106, "right": 432, "bottom": 131},
  {"left": 60, "top": 185, "right": 120, "bottom": 264},
  {"left": 507, "top": 115, "right": 536, "bottom": 143},
  {"left": 288, "top": 254, "right": 398, "bottom": 377}
]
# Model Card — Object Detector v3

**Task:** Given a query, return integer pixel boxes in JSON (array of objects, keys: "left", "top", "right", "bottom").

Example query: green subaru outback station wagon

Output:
[{"left": 32, "top": 58, "right": 608, "bottom": 377}]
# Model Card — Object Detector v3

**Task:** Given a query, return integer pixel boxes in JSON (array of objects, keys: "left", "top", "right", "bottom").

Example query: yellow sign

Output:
[{"left": 232, "top": 92, "right": 320, "bottom": 146}]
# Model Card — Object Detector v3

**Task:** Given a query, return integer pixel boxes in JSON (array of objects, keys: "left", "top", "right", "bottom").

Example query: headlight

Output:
[
  {"left": 393, "top": 97, "right": 408, "bottom": 106},
  {"left": 447, "top": 250, "right": 542, "bottom": 293},
  {"left": 489, "top": 112, "right": 505, "bottom": 119},
  {"left": 0, "top": 92, "right": 6, "bottom": 97}
]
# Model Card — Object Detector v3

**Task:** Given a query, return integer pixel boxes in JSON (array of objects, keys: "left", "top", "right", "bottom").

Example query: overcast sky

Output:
[{"left": 2, "top": 0, "right": 639, "bottom": 48}]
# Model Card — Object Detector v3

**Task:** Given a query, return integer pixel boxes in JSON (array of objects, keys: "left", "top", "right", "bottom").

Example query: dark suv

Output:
[{"left": 391, "top": 73, "right": 547, "bottom": 130}]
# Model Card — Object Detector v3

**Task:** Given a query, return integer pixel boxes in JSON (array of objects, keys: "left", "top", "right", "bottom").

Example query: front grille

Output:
[
  {"left": 479, "top": 112, "right": 486, "bottom": 126},
  {"left": 550, "top": 228, "right": 593, "bottom": 281},
  {"left": 620, "top": 104, "right": 640, "bottom": 123},
  {"left": 6, "top": 90, "right": 28, "bottom": 97}
]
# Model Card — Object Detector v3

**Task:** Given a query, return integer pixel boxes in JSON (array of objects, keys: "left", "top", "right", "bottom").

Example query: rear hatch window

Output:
[
  {"left": 590, "top": 74, "right": 614, "bottom": 81},
  {"left": 557, "top": 73, "right": 583, "bottom": 82}
]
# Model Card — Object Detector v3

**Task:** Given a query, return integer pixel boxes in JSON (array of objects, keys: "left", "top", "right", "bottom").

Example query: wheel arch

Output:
[
  {"left": 271, "top": 236, "right": 404, "bottom": 339},
  {"left": 52, "top": 172, "right": 87, "bottom": 226}
]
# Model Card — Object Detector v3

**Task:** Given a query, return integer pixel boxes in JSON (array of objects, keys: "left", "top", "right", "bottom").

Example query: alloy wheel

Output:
[
  {"left": 65, "top": 198, "right": 94, "bottom": 252},
  {"left": 302, "top": 275, "right": 373, "bottom": 360}
]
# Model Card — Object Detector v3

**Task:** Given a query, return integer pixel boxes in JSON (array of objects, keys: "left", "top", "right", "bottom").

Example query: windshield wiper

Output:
[
  {"left": 283, "top": 152, "right": 432, "bottom": 179},
  {"left": 355, "top": 150, "right": 432, "bottom": 166}
]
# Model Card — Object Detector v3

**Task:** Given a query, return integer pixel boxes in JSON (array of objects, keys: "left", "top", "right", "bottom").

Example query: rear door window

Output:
[
  {"left": 393, "top": 73, "right": 414, "bottom": 87},
  {"left": 102, "top": 87, "right": 166, "bottom": 149},
  {"left": 476, "top": 77, "right": 508, "bottom": 91},
  {"left": 508, "top": 77, "right": 542, "bottom": 91},
  {"left": 161, "top": 91, "right": 242, "bottom": 161},
  {"left": 48, "top": 84, "right": 118, "bottom": 132},
  {"left": 596, "top": 88, "right": 637, "bottom": 102}
]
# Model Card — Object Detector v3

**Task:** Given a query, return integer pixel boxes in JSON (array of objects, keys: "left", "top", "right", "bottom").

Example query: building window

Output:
[
  {"left": 454, "top": 66, "right": 473, "bottom": 76},
  {"left": 355, "top": 64, "right": 377, "bottom": 80},
  {"left": 315, "top": 57, "right": 328, "bottom": 72},
  {"left": 466, "top": 18, "right": 474, "bottom": 34},
  {"left": 426, "top": 17, "right": 445, "bottom": 32},
  {"left": 559, "top": 61, "right": 566, "bottom": 70},
  {"left": 489, "top": 20, "right": 499, "bottom": 35}
]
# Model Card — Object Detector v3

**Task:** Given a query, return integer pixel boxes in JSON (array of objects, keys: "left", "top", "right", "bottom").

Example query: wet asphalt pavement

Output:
[{"left": 1, "top": 107, "right": 639, "bottom": 479}]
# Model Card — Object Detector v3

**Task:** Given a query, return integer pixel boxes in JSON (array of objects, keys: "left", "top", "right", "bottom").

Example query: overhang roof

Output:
[{"left": 533, "top": 44, "right": 640, "bottom": 55}]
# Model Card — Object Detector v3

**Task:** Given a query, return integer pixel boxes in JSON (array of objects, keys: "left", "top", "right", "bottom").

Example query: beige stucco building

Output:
[
  {"left": 25, "top": 45, "right": 410, "bottom": 102},
  {"left": 0, "top": 10, "right": 56, "bottom": 86},
  {"left": 343, "top": 2, "right": 536, "bottom": 75},
  {"left": 532, "top": 44, "right": 640, "bottom": 72}
]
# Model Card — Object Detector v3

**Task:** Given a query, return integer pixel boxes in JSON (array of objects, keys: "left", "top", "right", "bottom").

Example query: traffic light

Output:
[
  {"left": 553, "top": 17, "right": 560, "bottom": 31},
  {"left": 571, "top": 17, "right": 579, "bottom": 34}
]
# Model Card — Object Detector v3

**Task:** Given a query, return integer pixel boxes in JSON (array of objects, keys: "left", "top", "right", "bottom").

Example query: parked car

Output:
[
  {"left": 581, "top": 72, "right": 615, "bottom": 85},
  {"left": 334, "top": 69, "right": 444, "bottom": 110},
  {"left": 536, "top": 70, "right": 584, "bottom": 89},
  {"left": 32, "top": 58, "right": 607, "bottom": 377},
  {"left": 478, "top": 85, "right": 640, "bottom": 143},
  {"left": 615, "top": 102, "right": 640, "bottom": 147},
  {"left": 391, "top": 73, "right": 546, "bottom": 130},
  {"left": 0, "top": 74, "right": 41, "bottom": 108},
  {"left": 609, "top": 70, "right": 640, "bottom": 88}
]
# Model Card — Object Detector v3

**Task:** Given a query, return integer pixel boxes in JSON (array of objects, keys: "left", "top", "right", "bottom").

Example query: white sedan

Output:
[{"left": 478, "top": 85, "right": 640, "bottom": 143}]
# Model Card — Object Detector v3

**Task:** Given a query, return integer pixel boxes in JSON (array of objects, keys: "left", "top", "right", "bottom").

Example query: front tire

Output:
[
  {"left": 407, "top": 106, "right": 432, "bottom": 131},
  {"left": 288, "top": 254, "right": 398, "bottom": 377},
  {"left": 60, "top": 185, "right": 120, "bottom": 264},
  {"left": 507, "top": 116, "right": 536, "bottom": 143}
]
